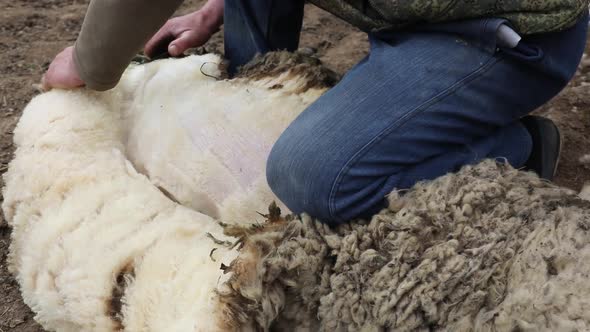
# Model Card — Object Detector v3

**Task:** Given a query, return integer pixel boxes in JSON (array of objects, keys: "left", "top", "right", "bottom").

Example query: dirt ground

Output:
[{"left": 0, "top": 1, "right": 589, "bottom": 331}]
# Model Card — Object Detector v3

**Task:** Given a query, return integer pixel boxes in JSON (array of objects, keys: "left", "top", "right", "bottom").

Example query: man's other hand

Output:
[
  {"left": 42, "top": 46, "right": 85, "bottom": 91},
  {"left": 144, "top": 0, "right": 223, "bottom": 58}
]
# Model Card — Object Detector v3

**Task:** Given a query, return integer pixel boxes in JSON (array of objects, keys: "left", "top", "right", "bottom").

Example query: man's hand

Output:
[
  {"left": 41, "top": 46, "right": 85, "bottom": 91},
  {"left": 144, "top": 0, "right": 223, "bottom": 58}
]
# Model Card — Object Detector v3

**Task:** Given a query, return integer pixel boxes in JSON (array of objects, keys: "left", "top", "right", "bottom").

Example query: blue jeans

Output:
[{"left": 224, "top": 1, "right": 589, "bottom": 225}]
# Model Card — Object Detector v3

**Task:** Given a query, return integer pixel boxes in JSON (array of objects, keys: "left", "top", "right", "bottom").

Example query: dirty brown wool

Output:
[{"left": 220, "top": 160, "right": 590, "bottom": 331}]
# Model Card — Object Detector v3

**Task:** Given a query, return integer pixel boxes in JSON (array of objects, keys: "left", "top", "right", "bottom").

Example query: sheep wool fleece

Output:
[
  {"left": 221, "top": 160, "right": 590, "bottom": 331},
  {"left": 1, "top": 52, "right": 333, "bottom": 331},
  {"left": 4, "top": 52, "right": 590, "bottom": 331}
]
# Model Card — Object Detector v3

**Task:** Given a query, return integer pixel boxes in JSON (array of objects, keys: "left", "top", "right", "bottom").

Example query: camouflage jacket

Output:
[{"left": 309, "top": 0, "right": 589, "bottom": 34}]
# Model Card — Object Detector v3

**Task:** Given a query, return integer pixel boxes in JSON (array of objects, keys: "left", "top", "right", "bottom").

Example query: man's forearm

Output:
[{"left": 74, "top": 0, "right": 184, "bottom": 91}]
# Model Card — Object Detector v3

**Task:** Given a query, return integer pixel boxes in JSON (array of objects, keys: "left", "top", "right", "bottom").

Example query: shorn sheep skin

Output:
[{"left": 3, "top": 52, "right": 590, "bottom": 331}]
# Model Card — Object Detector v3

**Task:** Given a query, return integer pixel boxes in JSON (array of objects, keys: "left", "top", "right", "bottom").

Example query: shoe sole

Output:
[
  {"left": 521, "top": 115, "right": 562, "bottom": 181},
  {"left": 542, "top": 117, "right": 562, "bottom": 180}
]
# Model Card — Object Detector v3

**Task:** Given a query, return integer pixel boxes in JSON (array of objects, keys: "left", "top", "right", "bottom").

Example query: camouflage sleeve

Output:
[
  {"left": 368, "top": 0, "right": 589, "bottom": 34},
  {"left": 309, "top": 0, "right": 390, "bottom": 32},
  {"left": 309, "top": 0, "right": 589, "bottom": 35}
]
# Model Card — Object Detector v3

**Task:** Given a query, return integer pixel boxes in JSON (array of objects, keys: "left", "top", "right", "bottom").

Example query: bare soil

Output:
[{"left": 0, "top": 1, "right": 588, "bottom": 331}]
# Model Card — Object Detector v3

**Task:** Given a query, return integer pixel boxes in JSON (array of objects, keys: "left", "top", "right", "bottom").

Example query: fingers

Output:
[
  {"left": 146, "top": 27, "right": 207, "bottom": 58},
  {"left": 168, "top": 30, "right": 200, "bottom": 57},
  {"left": 40, "top": 74, "right": 50, "bottom": 92},
  {"left": 144, "top": 22, "right": 176, "bottom": 58},
  {"left": 41, "top": 46, "right": 85, "bottom": 91},
  {"left": 145, "top": 12, "right": 216, "bottom": 59}
]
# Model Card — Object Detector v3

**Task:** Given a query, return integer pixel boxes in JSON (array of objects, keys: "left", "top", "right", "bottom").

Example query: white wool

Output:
[
  {"left": 122, "top": 54, "right": 324, "bottom": 222},
  {"left": 2, "top": 54, "right": 324, "bottom": 331}
]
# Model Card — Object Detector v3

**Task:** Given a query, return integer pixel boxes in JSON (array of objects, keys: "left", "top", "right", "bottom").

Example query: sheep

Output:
[
  {"left": 2, "top": 52, "right": 333, "bottom": 331},
  {"left": 4, "top": 51, "right": 590, "bottom": 332}
]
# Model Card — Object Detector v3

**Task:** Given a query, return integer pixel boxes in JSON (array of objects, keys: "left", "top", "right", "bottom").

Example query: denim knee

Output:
[
  {"left": 266, "top": 129, "right": 389, "bottom": 225},
  {"left": 266, "top": 132, "right": 336, "bottom": 223},
  {"left": 266, "top": 138, "right": 300, "bottom": 217}
]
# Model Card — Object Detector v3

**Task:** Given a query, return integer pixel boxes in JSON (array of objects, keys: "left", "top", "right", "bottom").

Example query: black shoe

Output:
[{"left": 520, "top": 115, "right": 562, "bottom": 181}]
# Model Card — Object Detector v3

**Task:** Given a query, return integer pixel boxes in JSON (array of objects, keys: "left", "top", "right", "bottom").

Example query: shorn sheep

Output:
[{"left": 3, "top": 52, "right": 590, "bottom": 331}]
